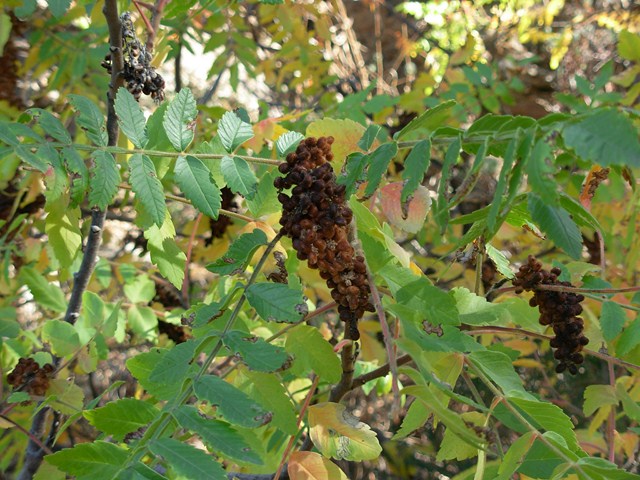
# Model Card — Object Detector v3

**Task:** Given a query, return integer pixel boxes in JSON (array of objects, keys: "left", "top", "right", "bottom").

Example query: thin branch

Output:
[
  {"left": 607, "top": 356, "right": 616, "bottom": 463},
  {"left": 351, "top": 354, "right": 412, "bottom": 389},
  {"left": 181, "top": 212, "right": 203, "bottom": 306},
  {"left": 0, "top": 415, "right": 53, "bottom": 455}
]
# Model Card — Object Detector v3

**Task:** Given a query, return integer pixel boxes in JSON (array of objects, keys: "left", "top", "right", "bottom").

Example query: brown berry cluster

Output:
[
  {"left": 7, "top": 357, "right": 54, "bottom": 396},
  {"left": 275, "top": 137, "right": 374, "bottom": 340},
  {"left": 101, "top": 12, "right": 165, "bottom": 102},
  {"left": 513, "top": 256, "right": 589, "bottom": 374}
]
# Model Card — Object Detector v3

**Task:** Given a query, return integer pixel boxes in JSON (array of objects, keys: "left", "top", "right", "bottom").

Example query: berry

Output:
[
  {"left": 275, "top": 137, "right": 373, "bottom": 340},
  {"left": 513, "top": 256, "right": 588, "bottom": 375}
]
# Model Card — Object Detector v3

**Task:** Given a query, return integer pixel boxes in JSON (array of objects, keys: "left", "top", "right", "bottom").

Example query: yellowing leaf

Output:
[
  {"left": 379, "top": 182, "right": 431, "bottom": 234},
  {"left": 288, "top": 451, "right": 348, "bottom": 480},
  {"left": 306, "top": 119, "right": 365, "bottom": 166},
  {"left": 47, "top": 378, "right": 85, "bottom": 415},
  {"left": 308, "top": 402, "right": 382, "bottom": 461}
]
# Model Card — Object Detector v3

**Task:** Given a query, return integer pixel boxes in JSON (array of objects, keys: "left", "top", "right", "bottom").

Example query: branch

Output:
[
  {"left": 17, "top": 3, "right": 123, "bottom": 478},
  {"left": 351, "top": 354, "right": 412, "bottom": 389}
]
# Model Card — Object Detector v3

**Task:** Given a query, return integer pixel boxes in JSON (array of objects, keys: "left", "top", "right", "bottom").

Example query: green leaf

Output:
[
  {"left": 245, "top": 282, "right": 308, "bottom": 323},
  {"left": 433, "top": 137, "right": 460, "bottom": 231},
  {"left": 562, "top": 109, "right": 640, "bottom": 167},
  {"left": 42, "top": 320, "right": 82, "bottom": 357},
  {"left": 339, "top": 152, "right": 367, "bottom": 198},
  {"left": 83, "top": 398, "right": 158, "bottom": 441},
  {"left": 144, "top": 212, "right": 186, "bottom": 289},
  {"left": 89, "top": 151, "right": 120, "bottom": 210},
  {"left": 527, "top": 139, "right": 558, "bottom": 203},
  {"left": 600, "top": 301, "right": 627, "bottom": 341},
  {"left": 129, "top": 153, "right": 166, "bottom": 227},
  {"left": 46, "top": 442, "right": 128, "bottom": 480},
  {"left": 401, "top": 139, "right": 431, "bottom": 203},
  {"left": 583, "top": 385, "right": 617, "bottom": 416},
  {"left": 222, "top": 330, "right": 289, "bottom": 372},
  {"left": 172, "top": 406, "right": 262, "bottom": 465},
  {"left": 163, "top": 88, "right": 197, "bottom": 151},
  {"left": 174, "top": 155, "right": 221, "bottom": 219},
  {"left": 276, "top": 131, "right": 304, "bottom": 157},
  {"left": 487, "top": 137, "right": 516, "bottom": 234},
  {"left": 452, "top": 287, "right": 511, "bottom": 325},
  {"left": 394, "top": 100, "right": 456, "bottom": 140},
  {"left": 392, "top": 399, "right": 430, "bottom": 440},
  {"left": 619, "top": 30, "right": 640, "bottom": 61},
  {"left": 558, "top": 193, "right": 602, "bottom": 232},
  {"left": 364, "top": 142, "right": 398, "bottom": 198},
  {"left": 528, "top": 193, "right": 582, "bottom": 259},
  {"left": 194, "top": 375, "right": 272, "bottom": 428},
  {"left": 510, "top": 397, "right": 580, "bottom": 452},
  {"left": 45, "top": 206, "right": 82, "bottom": 268},
  {"left": 115, "top": 87, "right": 148, "bottom": 148},
  {"left": 62, "top": 147, "right": 89, "bottom": 207},
  {"left": 246, "top": 169, "right": 281, "bottom": 217},
  {"left": 358, "top": 124, "right": 382, "bottom": 151},
  {"left": 28, "top": 108, "right": 71, "bottom": 144},
  {"left": 206, "top": 229, "right": 268, "bottom": 275},
  {"left": 68, "top": 95, "right": 107, "bottom": 146},
  {"left": 496, "top": 432, "right": 536, "bottom": 480},
  {"left": 47, "top": 0, "right": 71, "bottom": 18},
  {"left": 517, "top": 437, "right": 565, "bottom": 478},
  {"left": 395, "top": 277, "right": 459, "bottom": 326},
  {"left": 20, "top": 267, "right": 66, "bottom": 312},
  {"left": 123, "top": 275, "right": 155, "bottom": 304},
  {"left": 0, "top": 310, "right": 20, "bottom": 338},
  {"left": 127, "top": 305, "right": 157, "bottom": 340},
  {"left": 127, "top": 348, "right": 185, "bottom": 400},
  {"left": 485, "top": 244, "right": 514, "bottom": 279},
  {"left": 285, "top": 324, "right": 341, "bottom": 383},
  {"left": 149, "top": 438, "right": 226, "bottom": 480},
  {"left": 403, "top": 385, "right": 485, "bottom": 449},
  {"left": 149, "top": 339, "right": 197, "bottom": 387},
  {"left": 241, "top": 370, "right": 298, "bottom": 434},
  {"left": 16, "top": 144, "right": 48, "bottom": 172},
  {"left": 81, "top": 291, "right": 104, "bottom": 329},
  {"left": 574, "top": 457, "right": 640, "bottom": 479},
  {"left": 616, "top": 318, "right": 640, "bottom": 356},
  {"left": 218, "top": 111, "right": 254, "bottom": 152},
  {"left": 221, "top": 155, "right": 258, "bottom": 198},
  {"left": 468, "top": 350, "right": 531, "bottom": 398}
]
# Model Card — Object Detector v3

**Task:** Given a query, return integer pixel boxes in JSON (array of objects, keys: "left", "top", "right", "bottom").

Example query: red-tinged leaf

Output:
[{"left": 379, "top": 182, "right": 431, "bottom": 234}]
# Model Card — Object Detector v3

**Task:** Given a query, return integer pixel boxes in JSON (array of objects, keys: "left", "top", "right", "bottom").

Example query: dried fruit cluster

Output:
[
  {"left": 513, "top": 256, "right": 589, "bottom": 374},
  {"left": 7, "top": 357, "right": 54, "bottom": 396},
  {"left": 101, "top": 12, "right": 165, "bottom": 102},
  {"left": 275, "top": 137, "right": 374, "bottom": 339}
]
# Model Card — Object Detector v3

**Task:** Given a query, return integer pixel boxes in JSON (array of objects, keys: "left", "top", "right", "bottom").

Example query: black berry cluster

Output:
[
  {"left": 513, "top": 256, "right": 589, "bottom": 374},
  {"left": 7, "top": 357, "right": 54, "bottom": 396},
  {"left": 275, "top": 137, "right": 374, "bottom": 339},
  {"left": 101, "top": 12, "right": 165, "bottom": 102}
]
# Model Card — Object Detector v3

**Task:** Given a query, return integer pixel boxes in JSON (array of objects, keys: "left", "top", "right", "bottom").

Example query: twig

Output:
[
  {"left": 351, "top": 354, "right": 412, "bottom": 389},
  {"left": 607, "top": 356, "right": 616, "bottom": 463},
  {"left": 365, "top": 262, "right": 399, "bottom": 408},
  {"left": 181, "top": 212, "right": 203, "bottom": 306},
  {"left": 0, "top": 415, "right": 53, "bottom": 456}
]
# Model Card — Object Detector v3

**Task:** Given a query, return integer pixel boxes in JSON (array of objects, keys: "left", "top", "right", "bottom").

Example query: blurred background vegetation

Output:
[{"left": 1, "top": 1, "right": 639, "bottom": 478}]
